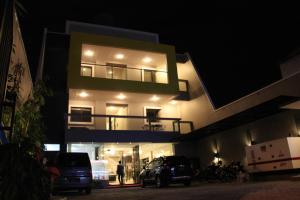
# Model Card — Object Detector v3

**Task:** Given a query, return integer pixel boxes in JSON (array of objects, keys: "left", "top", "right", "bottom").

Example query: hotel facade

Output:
[{"left": 40, "top": 21, "right": 300, "bottom": 183}]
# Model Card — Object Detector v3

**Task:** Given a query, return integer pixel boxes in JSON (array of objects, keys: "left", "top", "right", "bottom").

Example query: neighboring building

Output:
[
  {"left": 177, "top": 53, "right": 300, "bottom": 171},
  {"left": 40, "top": 21, "right": 300, "bottom": 183},
  {"left": 0, "top": 1, "right": 33, "bottom": 144}
]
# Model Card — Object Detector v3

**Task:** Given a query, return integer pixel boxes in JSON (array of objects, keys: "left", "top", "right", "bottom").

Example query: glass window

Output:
[
  {"left": 81, "top": 44, "right": 168, "bottom": 84},
  {"left": 179, "top": 80, "right": 188, "bottom": 92},
  {"left": 146, "top": 108, "right": 160, "bottom": 123},
  {"left": 44, "top": 144, "right": 60, "bottom": 151},
  {"left": 70, "top": 107, "right": 92, "bottom": 123},
  {"left": 144, "top": 70, "right": 155, "bottom": 82},
  {"left": 81, "top": 65, "right": 93, "bottom": 77}
]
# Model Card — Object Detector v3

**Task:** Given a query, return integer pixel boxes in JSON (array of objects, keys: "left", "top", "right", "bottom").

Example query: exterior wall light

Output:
[
  {"left": 78, "top": 91, "right": 89, "bottom": 98},
  {"left": 142, "top": 57, "right": 152, "bottom": 63},
  {"left": 170, "top": 100, "right": 177, "bottom": 105},
  {"left": 150, "top": 95, "right": 160, "bottom": 101},
  {"left": 84, "top": 50, "right": 94, "bottom": 57},
  {"left": 115, "top": 53, "right": 124, "bottom": 59},
  {"left": 116, "top": 93, "right": 126, "bottom": 100}
]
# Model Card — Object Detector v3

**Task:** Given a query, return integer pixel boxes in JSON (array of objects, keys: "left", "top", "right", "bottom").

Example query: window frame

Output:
[
  {"left": 80, "top": 63, "right": 95, "bottom": 77},
  {"left": 143, "top": 106, "right": 162, "bottom": 125},
  {"left": 68, "top": 105, "right": 94, "bottom": 125}
]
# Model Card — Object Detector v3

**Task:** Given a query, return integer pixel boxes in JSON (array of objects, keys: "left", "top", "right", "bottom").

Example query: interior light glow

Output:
[
  {"left": 170, "top": 100, "right": 177, "bottom": 105},
  {"left": 116, "top": 93, "right": 126, "bottom": 100},
  {"left": 142, "top": 57, "right": 152, "bottom": 63},
  {"left": 84, "top": 50, "right": 94, "bottom": 57},
  {"left": 150, "top": 95, "right": 160, "bottom": 101},
  {"left": 115, "top": 53, "right": 124, "bottom": 59},
  {"left": 78, "top": 91, "right": 89, "bottom": 98}
]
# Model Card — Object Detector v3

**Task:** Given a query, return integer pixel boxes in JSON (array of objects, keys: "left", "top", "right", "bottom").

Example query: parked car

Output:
[
  {"left": 139, "top": 156, "right": 193, "bottom": 188},
  {"left": 53, "top": 152, "right": 92, "bottom": 194}
]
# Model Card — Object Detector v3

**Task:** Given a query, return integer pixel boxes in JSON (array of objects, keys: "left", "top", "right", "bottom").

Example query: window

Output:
[
  {"left": 144, "top": 70, "right": 156, "bottom": 83},
  {"left": 69, "top": 106, "right": 93, "bottom": 124},
  {"left": 44, "top": 144, "right": 60, "bottom": 151},
  {"left": 144, "top": 107, "right": 161, "bottom": 124},
  {"left": 81, "top": 66, "right": 93, "bottom": 77}
]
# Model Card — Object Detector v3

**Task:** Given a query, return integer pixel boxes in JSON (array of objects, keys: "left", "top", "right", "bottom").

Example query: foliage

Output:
[
  {"left": 0, "top": 144, "right": 51, "bottom": 200},
  {"left": 12, "top": 80, "right": 53, "bottom": 154}
]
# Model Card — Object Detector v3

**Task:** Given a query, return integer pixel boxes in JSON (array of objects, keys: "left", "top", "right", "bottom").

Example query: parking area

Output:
[{"left": 54, "top": 180, "right": 300, "bottom": 200}]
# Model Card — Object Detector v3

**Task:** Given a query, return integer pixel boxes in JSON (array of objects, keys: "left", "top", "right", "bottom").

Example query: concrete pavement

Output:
[{"left": 54, "top": 181, "right": 300, "bottom": 200}]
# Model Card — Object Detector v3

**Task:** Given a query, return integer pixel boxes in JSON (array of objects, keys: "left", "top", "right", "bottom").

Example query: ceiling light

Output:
[
  {"left": 150, "top": 95, "right": 160, "bottom": 101},
  {"left": 116, "top": 93, "right": 126, "bottom": 100},
  {"left": 170, "top": 100, "right": 177, "bottom": 105},
  {"left": 108, "top": 106, "right": 115, "bottom": 110},
  {"left": 115, "top": 53, "right": 124, "bottom": 59},
  {"left": 84, "top": 50, "right": 94, "bottom": 57},
  {"left": 78, "top": 91, "right": 89, "bottom": 98},
  {"left": 142, "top": 57, "right": 152, "bottom": 63}
]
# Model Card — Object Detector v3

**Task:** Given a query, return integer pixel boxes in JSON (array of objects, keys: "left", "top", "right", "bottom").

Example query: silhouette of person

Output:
[{"left": 116, "top": 161, "right": 125, "bottom": 185}]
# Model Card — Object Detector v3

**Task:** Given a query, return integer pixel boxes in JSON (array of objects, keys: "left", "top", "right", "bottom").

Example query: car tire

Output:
[
  {"left": 85, "top": 187, "right": 91, "bottom": 194},
  {"left": 184, "top": 181, "right": 191, "bottom": 186},
  {"left": 141, "top": 178, "right": 146, "bottom": 188},
  {"left": 156, "top": 176, "right": 162, "bottom": 188}
]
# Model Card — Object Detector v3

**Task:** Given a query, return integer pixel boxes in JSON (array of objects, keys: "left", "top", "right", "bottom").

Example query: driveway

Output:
[{"left": 55, "top": 181, "right": 300, "bottom": 200}]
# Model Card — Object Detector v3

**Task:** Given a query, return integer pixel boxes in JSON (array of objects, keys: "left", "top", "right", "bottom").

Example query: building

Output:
[
  {"left": 0, "top": 0, "right": 33, "bottom": 144},
  {"left": 40, "top": 21, "right": 300, "bottom": 183},
  {"left": 176, "top": 52, "right": 300, "bottom": 173},
  {"left": 39, "top": 21, "right": 199, "bottom": 184}
]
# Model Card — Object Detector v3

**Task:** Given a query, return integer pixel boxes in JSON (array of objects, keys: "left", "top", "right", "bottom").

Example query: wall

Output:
[
  {"left": 280, "top": 54, "right": 300, "bottom": 78},
  {"left": 68, "top": 98, "right": 181, "bottom": 132},
  {"left": 68, "top": 32, "right": 179, "bottom": 95},
  {"left": 193, "top": 110, "right": 299, "bottom": 169}
]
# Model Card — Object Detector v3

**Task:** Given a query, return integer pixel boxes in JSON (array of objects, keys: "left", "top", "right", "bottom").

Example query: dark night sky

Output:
[{"left": 18, "top": 0, "right": 300, "bottom": 108}]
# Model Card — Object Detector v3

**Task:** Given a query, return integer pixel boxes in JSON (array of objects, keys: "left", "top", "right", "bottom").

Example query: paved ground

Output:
[{"left": 54, "top": 181, "right": 300, "bottom": 200}]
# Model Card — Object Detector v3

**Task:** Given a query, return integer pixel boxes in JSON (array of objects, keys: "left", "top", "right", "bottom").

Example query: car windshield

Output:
[
  {"left": 57, "top": 153, "right": 90, "bottom": 167},
  {"left": 165, "top": 156, "right": 190, "bottom": 166}
]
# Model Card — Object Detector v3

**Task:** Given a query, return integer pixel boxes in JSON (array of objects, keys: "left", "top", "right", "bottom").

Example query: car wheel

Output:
[
  {"left": 184, "top": 180, "right": 191, "bottom": 186},
  {"left": 141, "top": 179, "right": 146, "bottom": 188},
  {"left": 156, "top": 176, "right": 162, "bottom": 188},
  {"left": 85, "top": 187, "right": 91, "bottom": 194}
]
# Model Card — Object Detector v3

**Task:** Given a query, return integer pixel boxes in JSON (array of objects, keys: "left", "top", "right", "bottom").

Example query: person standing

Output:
[{"left": 116, "top": 161, "right": 125, "bottom": 185}]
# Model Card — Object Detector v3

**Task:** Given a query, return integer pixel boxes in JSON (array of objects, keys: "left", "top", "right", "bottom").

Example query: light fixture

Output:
[
  {"left": 116, "top": 93, "right": 126, "bottom": 100},
  {"left": 115, "top": 53, "right": 124, "bottom": 59},
  {"left": 170, "top": 100, "right": 177, "bottom": 105},
  {"left": 150, "top": 95, "right": 160, "bottom": 101},
  {"left": 78, "top": 91, "right": 89, "bottom": 98},
  {"left": 82, "top": 68, "right": 86, "bottom": 72},
  {"left": 108, "top": 106, "right": 116, "bottom": 111},
  {"left": 142, "top": 57, "right": 152, "bottom": 63},
  {"left": 84, "top": 50, "right": 94, "bottom": 57},
  {"left": 108, "top": 70, "right": 113, "bottom": 74}
]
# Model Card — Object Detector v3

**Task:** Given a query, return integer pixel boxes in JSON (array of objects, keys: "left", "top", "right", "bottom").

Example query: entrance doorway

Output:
[
  {"left": 106, "top": 104, "right": 128, "bottom": 130},
  {"left": 68, "top": 143, "right": 174, "bottom": 185}
]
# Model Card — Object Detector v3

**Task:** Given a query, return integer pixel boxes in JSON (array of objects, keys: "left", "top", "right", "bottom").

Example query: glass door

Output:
[{"left": 106, "top": 104, "right": 128, "bottom": 130}]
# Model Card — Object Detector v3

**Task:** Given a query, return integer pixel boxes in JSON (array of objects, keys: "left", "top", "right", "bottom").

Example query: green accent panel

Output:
[{"left": 68, "top": 32, "right": 179, "bottom": 94}]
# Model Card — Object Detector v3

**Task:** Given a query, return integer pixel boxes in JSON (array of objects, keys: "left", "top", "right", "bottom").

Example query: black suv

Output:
[
  {"left": 139, "top": 156, "right": 193, "bottom": 188},
  {"left": 53, "top": 152, "right": 92, "bottom": 194}
]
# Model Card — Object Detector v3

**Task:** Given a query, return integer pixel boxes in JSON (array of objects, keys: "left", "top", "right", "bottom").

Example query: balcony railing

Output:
[
  {"left": 81, "top": 62, "right": 168, "bottom": 84},
  {"left": 66, "top": 114, "right": 193, "bottom": 134}
]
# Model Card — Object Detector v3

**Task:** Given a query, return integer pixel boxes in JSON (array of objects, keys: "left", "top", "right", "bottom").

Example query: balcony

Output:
[
  {"left": 81, "top": 62, "right": 168, "bottom": 84},
  {"left": 67, "top": 113, "right": 193, "bottom": 132}
]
